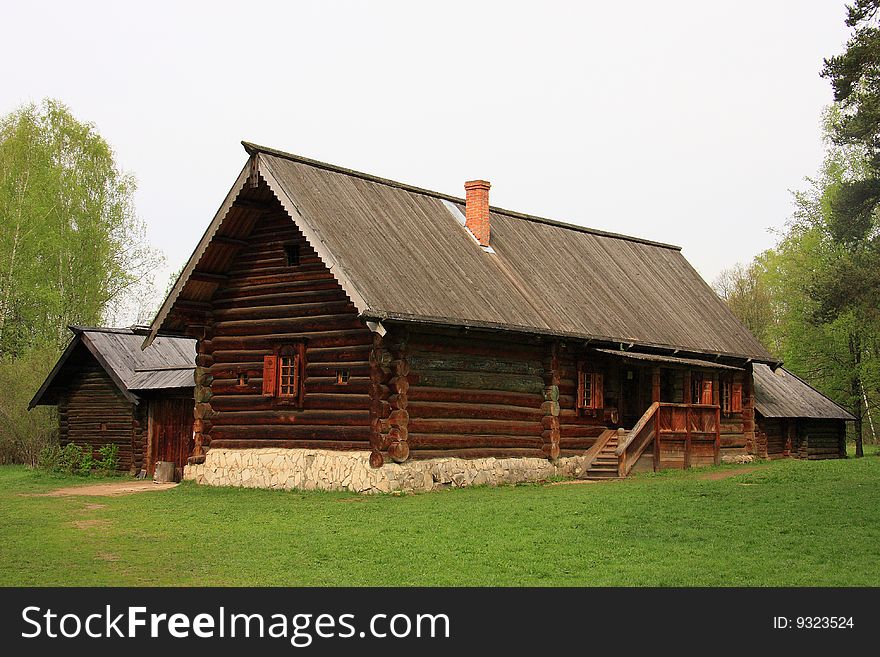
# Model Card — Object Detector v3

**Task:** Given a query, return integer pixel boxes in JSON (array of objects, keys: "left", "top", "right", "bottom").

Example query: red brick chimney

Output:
[{"left": 464, "top": 180, "right": 491, "bottom": 247}]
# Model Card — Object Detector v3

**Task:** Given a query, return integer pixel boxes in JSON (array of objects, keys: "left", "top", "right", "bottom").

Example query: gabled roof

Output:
[
  {"left": 147, "top": 143, "right": 778, "bottom": 365},
  {"left": 753, "top": 364, "right": 855, "bottom": 421},
  {"left": 29, "top": 327, "right": 196, "bottom": 408}
]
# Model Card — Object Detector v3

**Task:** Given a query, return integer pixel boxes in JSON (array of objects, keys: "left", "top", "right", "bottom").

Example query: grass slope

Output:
[{"left": 1, "top": 452, "right": 878, "bottom": 586}]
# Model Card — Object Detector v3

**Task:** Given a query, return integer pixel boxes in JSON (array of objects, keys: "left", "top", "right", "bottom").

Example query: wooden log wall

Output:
[
  {"left": 58, "top": 363, "right": 137, "bottom": 472},
  {"left": 405, "top": 330, "right": 548, "bottom": 460},
  {"left": 557, "top": 347, "right": 607, "bottom": 456},
  {"left": 757, "top": 417, "right": 785, "bottom": 458},
  {"left": 719, "top": 371, "right": 746, "bottom": 457},
  {"left": 203, "top": 209, "right": 375, "bottom": 451},
  {"left": 801, "top": 419, "right": 847, "bottom": 460}
]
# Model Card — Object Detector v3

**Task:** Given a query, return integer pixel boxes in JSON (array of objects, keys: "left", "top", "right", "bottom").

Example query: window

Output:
[
  {"left": 284, "top": 243, "right": 301, "bottom": 267},
  {"left": 278, "top": 355, "right": 298, "bottom": 396},
  {"left": 691, "top": 373, "right": 713, "bottom": 405},
  {"left": 722, "top": 378, "right": 743, "bottom": 414},
  {"left": 336, "top": 369, "right": 350, "bottom": 385},
  {"left": 577, "top": 369, "right": 603, "bottom": 414},
  {"left": 262, "top": 345, "right": 306, "bottom": 404}
]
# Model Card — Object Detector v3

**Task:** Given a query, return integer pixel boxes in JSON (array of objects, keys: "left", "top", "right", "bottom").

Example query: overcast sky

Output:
[{"left": 0, "top": 0, "right": 852, "bottom": 294}]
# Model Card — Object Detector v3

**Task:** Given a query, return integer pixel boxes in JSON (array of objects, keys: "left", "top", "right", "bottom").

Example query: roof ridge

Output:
[{"left": 242, "top": 141, "right": 682, "bottom": 251}]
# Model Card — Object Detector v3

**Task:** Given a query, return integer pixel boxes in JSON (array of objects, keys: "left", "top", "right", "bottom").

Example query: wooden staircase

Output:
[
  {"left": 581, "top": 428, "right": 625, "bottom": 480},
  {"left": 579, "top": 403, "right": 661, "bottom": 481}
]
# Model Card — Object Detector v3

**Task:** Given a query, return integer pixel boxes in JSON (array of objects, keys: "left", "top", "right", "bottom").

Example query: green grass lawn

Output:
[{"left": 1, "top": 451, "right": 878, "bottom": 586}]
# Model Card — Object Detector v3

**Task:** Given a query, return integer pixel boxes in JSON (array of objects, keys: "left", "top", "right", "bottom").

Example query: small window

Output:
[
  {"left": 577, "top": 369, "right": 603, "bottom": 413},
  {"left": 336, "top": 369, "right": 350, "bottom": 385},
  {"left": 237, "top": 372, "right": 249, "bottom": 387},
  {"left": 278, "top": 355, "right": 298, "bottom": 397},
  {"left": 262, "top": 344, "right": 306, "bottom": 404},
  {"left": 284, "top": 244, "right": 300, "bottom": 267}
]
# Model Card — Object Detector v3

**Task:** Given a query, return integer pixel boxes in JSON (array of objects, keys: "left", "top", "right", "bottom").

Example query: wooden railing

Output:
[
  {"left": 615, "top": 401, "right": 721, "bottom": 475},
  {"left": 615, "top": 402, "right": 659, "bottom": 477},
  {"left": 656, "top": 403, "right": 721, "bottom": 468},
  {"left": 580, "top": 428, "right": 622, "bottom": 474}
]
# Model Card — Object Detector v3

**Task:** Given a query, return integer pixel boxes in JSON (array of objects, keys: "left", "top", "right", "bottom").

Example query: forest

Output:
[{"left": 715, "top": 2, "right": 880, "bottom": 456}]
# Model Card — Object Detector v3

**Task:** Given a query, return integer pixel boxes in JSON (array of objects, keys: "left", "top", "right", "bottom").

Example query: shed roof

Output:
[
  {"left": 753, "top": 364, "right": 855, "bottom": 421},
  {"left": 29, "top": 327, "right": 195, "bottom": 408},
  {"left": 147, "top": 143, "right": 778, "bottom": 365}
]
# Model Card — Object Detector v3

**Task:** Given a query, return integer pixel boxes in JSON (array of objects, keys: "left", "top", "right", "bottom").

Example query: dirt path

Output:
[{"left": 31, "top": 481, "right": 178, "bottom": 497}]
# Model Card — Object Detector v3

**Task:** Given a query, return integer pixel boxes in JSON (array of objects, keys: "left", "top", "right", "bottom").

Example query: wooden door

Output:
[{"left": 148, "top": 398, "right": 194, "bottom": 478}]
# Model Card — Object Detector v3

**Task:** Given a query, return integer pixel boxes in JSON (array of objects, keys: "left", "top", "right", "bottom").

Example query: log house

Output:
[
  {"left": 30, "top": 327, "right": 196, "bottom": 477},
  {"left": 140, "top": 143, "right": 851, "bottom": 489}
]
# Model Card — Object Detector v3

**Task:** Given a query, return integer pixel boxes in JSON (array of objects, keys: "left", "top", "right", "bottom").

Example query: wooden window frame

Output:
[
  {"left": 720, "top": 376, "right": 742, "bottom": 415},
  {"left": 577, "top": 365, "right": 604, "bottom": 416},
  {"left": 262, "top": 343, "right": 306, "bottom": 407}
]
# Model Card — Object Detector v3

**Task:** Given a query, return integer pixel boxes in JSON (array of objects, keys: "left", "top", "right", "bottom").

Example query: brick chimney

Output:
[{"left": 464, "top": 180, "right": 491, "bottom": 247}]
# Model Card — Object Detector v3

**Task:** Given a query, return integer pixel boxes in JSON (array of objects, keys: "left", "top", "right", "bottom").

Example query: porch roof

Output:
[{"left": 592, "top": 348, "right": 745, "bottom": 371}]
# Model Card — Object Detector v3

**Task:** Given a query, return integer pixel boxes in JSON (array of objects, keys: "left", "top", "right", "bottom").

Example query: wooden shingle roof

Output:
[
  {"left": 147, "top": 143, "right": 778, "bottom": 364},
  {"left": 30, "top": 327, "right": 195, "bottom": 408},
  {"left": 753, "top": 364, "right": 855, "bottom": 421}
]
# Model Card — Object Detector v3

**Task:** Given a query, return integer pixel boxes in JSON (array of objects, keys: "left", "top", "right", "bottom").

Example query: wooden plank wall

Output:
[
  {"left": 204, "top": 210, "right": 374, "bottom": 450},
  {"left": 58, "top": 364, "right": 137, "bottom": 471}
]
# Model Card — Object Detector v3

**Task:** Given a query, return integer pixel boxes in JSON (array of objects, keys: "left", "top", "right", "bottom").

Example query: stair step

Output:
[{"left": 588, "top": 466, "right": 618, "bottom": 473}]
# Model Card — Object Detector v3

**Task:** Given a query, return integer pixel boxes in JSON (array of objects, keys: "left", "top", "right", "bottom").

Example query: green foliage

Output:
[
  {"left": 0, "top": 346, "right": 58, "bottom": 465},
  {"left": 0, "top": 458, "right": 878, "bottom": 586},
  {"left": 37, "top": 444, "right": 61, "bottom": 471},
  {"left": 37, "top": 441, "right": 118, "bottom": 476},
  {"left": 56, "top": 443, "right": 88, "bottom": 475},
  {"left": 718, "top": 111, "right": 880, "bottom": 453},
  {"left": 0, "top": 99, "right": 162, "bottom": 356},
  {"left": 0, "top": 99, "right": 163, "bottom": 465},
  {"left": 96, "top": 443, "right": 119, "bottom": 475},
  {"left": 713, "top": 263, "right": 776, "bottom": 350}
]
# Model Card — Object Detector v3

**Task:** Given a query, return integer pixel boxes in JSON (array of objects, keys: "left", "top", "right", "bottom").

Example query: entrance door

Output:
[
  {"left": 148, "top": 398, "right": 194, "bottom": 479},
  {"left": 620, "top": 366, "right": 643, "bottom": 428}
]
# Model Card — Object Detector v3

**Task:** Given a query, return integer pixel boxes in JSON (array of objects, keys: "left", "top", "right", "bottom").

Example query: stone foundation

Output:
[{"left": 184, "top": 448, "right": 594, "bottom": 494}]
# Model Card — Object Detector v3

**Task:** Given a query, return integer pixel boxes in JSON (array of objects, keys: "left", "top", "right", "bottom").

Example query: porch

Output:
[{"left": 578, "top": 349, "right": 749, "bottom": 479}]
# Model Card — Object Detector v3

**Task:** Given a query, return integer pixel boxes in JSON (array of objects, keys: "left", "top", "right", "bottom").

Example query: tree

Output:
[
  {"left": 820, "top": 3, "right": 880, "bottom": 327},
  {"left": 720, "top": 114, "right": 879, "bottom": 456},
  {"left": 0, "top": 99, "right": 162, "bottom": 356},
  {"left": 713, "top": 262, "right": 776, "bottom": 351},
  {"left": 0, "top": 99, "right": 163, "bottom": 463}
]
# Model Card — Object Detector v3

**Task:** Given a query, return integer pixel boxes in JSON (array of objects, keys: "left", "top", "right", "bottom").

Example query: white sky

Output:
[{"left": 0, "top": 0, "right": 851, "bottom": 292}]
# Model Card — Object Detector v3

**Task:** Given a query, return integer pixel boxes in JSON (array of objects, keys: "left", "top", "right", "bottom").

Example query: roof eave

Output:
[{"left": 362, "top": 310, "right": 780, "bottom": 367}]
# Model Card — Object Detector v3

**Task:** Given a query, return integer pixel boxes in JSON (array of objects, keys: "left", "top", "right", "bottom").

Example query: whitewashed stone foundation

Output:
[{"left": 184, "top": 448, "right": 594, "bottom": 494}]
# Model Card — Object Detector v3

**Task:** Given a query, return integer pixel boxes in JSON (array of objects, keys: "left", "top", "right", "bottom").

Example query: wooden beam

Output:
[
  {"left": 213, "top": 235, "right": 249, "bottom": 248},
  {"left": 232, "top": 198, "right": 269, "bottom": 210},
  {"left": 189, "top": 271, "right": 228, "bottom": 284}
]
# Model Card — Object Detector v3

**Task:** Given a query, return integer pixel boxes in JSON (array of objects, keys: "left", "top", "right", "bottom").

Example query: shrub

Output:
[
  {"left": 37, "top": 444, "right": 62, "bottom": 471},
  {"left": 96, "top": 443, "right": 119, "bottom": 475},
  {"left": 57, "top": 443, "right": 86, "bottom": 474}
]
